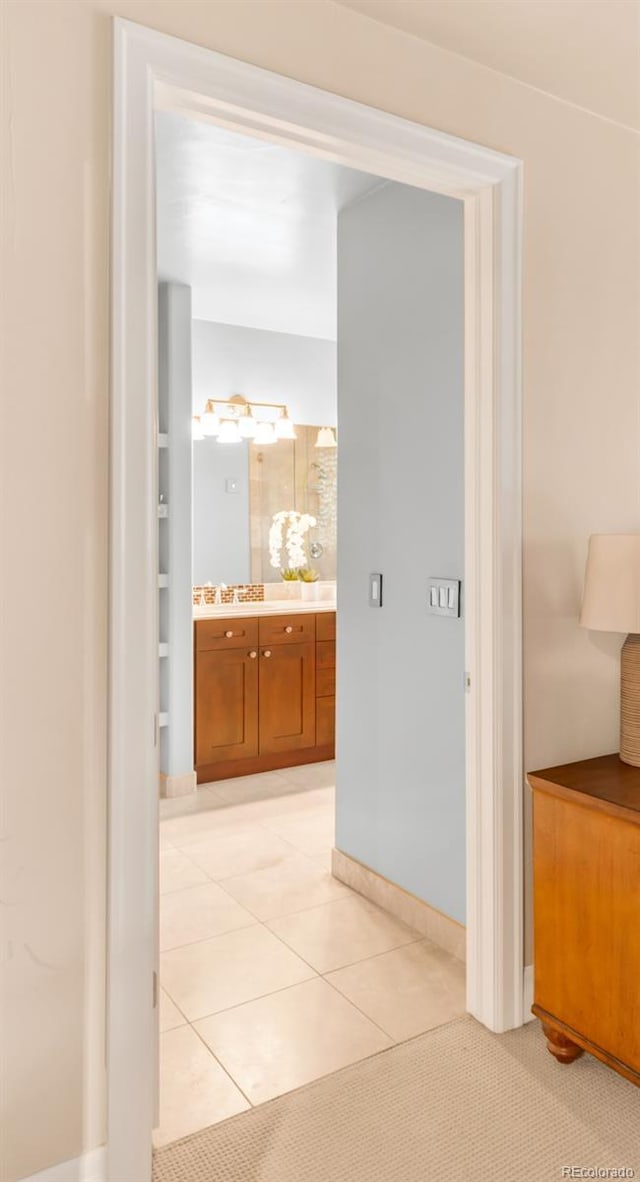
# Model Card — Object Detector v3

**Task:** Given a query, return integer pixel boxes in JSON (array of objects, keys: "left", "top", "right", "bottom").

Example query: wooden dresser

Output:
[{"left": 528, "top": 754, "right": 640, "bottom": 1086}]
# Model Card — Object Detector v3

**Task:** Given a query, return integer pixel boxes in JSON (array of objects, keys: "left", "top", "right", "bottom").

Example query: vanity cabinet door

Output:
[
  {"left": 259, "top": 642, "right": 316, "bottom": 754},
  {"left": 195, "top": 647, "right": 259, "bottom": 766}
]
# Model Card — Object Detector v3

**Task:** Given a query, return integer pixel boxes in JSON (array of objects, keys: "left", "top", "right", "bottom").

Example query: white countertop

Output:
[{"left": 193, "top": 598, "right": 336, "bottom": 620}]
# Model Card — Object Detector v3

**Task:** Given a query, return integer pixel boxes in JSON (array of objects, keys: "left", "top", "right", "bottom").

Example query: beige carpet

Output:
[{"left": 153, "top": 1016, "right": 640, "bottom": 1182}]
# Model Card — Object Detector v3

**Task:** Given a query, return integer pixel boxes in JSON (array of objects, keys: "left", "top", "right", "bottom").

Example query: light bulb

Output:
[
  {"left": 275, "top": 409, "right": 296, "bottom": 440},
  {"left": 192, "top": 416, "right": 204, "bottom": 441},
  {"left": 255, "top": 421, "right": 277, "bottom": 446},
  {"left": 217, "top": 419, "right": 242, "bottom": 443}
]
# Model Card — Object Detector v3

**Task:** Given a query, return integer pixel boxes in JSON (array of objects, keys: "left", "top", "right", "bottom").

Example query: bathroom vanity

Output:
[{"left": 194, "top": 603, "right": 336, "bottom": 783}]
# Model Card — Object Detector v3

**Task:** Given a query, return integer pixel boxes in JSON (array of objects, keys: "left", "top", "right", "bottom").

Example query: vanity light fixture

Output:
[
  {"left": 192, "top": 415, "right": 205, "bottom": 441},
  {"left": 314, "top": 427, "right": 337, "bottom": 448},
  {"left": 192, "top": 394, "right": 298, "bottom": 444}
]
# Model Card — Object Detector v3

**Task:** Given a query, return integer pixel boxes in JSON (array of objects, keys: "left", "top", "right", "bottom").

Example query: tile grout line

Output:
[{"left": 186, "top": 1017, "right": 255, "bottom": 1111}]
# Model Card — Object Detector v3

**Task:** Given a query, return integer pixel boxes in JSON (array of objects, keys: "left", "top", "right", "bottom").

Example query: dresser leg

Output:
[{"left": 542, "top": 1023, "right": 584, "bottom": 1065}]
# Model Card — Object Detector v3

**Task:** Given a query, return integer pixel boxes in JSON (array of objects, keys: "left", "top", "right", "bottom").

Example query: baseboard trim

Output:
[
  {"left": 159, "top": 770, "right": 197, "bottom": 798},
  {"left": 21, "top": 1147, "right": 107, "bottom": 1182},
  {"left": 523, "top": 963, "right": 535, "bottom": 1021},
  {"left": 332, "top": 848, "right": 466, "bottom": 963}
]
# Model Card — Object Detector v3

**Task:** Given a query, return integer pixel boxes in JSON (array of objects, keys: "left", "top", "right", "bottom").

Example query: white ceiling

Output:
[
  {"left": 155, "top": 112, "right": 381, "bottom": 340},
  {"left": 337, "top": 0, "right": 640, "bottom": 131}
]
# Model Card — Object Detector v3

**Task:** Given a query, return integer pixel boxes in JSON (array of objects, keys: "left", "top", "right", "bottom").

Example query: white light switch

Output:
[
  {"left": 369, "top": 572, "right": 383, "bottom": 607},
  {"left": 427, "top": 578, "right": 461, "bottom": 618},
  {"left": 225, "top": 478, "right": 240, "bottom": 494}
]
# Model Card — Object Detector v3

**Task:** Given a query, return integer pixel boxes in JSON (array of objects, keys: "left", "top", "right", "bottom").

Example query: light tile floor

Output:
[{"left": 155, "top": 761, "right": 466, "bottom": 1148}]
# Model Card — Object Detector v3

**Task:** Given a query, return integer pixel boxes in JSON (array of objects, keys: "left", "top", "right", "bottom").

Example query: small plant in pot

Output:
[{"left": 298, "top": 567, "right": 319, "bottom": 600}]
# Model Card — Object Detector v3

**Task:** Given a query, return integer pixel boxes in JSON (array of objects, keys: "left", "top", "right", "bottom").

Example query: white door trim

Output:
[{"left": 110, "top": 18, "right": 523, "bottom": 1182}]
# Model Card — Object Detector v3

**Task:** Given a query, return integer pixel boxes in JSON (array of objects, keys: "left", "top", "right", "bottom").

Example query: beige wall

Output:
[{"left": 1, "top": 2, "right": 638, "bottom": 1178}]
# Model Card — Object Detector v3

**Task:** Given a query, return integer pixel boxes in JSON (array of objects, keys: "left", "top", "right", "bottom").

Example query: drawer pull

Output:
[
  {"left": 224, "top": 630, "right": 234, "bottom": 638},
  {"left": 285, "top": 625, "right": 293, "bottom": 633},
  {"left": 248, "top": 650, "right": 257, "bottom": 659},
  {"left": 263, "top": 649, "right": 272, "bottom": 658}
]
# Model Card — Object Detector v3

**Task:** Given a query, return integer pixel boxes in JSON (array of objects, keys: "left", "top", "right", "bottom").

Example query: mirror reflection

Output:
[{"left": 193, "top": 425, "right": 337, "bottom": 585}]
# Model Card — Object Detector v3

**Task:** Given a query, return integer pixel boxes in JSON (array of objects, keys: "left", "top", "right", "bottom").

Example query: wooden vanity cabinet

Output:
[
  {"left": 195, "top": 647, "right": 258, "bottom": 766},
  {"left": 195, "top": 611, "right": 335, "bottom": 782},
  {"left": 315, "top": 612, "right": 336, "bottom": 748},
  {"left": 259, "top": 641, "right": 316, "bottom": 754}
]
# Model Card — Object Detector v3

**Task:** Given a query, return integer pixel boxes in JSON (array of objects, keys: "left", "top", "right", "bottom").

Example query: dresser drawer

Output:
[
  {"left": 259, "top": 613, "right": 316, "bottom": 646},
  {"left": 195, "top": 617, "right": 259, "bottom": 651},
  {"left": 316, "top": 612, "right": 336, "bottom": 641}
]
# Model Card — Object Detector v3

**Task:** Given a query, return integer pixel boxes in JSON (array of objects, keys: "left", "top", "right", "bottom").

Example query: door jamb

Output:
[{"left": 111, "top": 18, "right": 523, "bottom": 1182}]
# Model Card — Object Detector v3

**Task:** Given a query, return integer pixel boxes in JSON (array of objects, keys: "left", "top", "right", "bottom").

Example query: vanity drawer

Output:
[
  {"left": 195, "top": 617, "right": 259, "bottom": 651},
  {"left": 259, "top": 614, "right": 316, "bottom": 647},
  {"left": 316, "top": 696, "right": 335, "bottom": 747},
  {"left": 316, "top": 640, "right": 335, "bottom": 670},
  {"left": 316, "top": 612, "right": 336, "bottom": 641},
  {"left": 316, "top": 666, "right": 336, "bottom": 698}
]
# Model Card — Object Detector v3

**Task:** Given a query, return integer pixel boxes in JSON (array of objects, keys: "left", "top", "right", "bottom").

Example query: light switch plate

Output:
[
  {"left": 369, "top": 572, "right": 383, "bottom": 607},
  {"left": 427, "top": 578, "right": 461, "bottom": 618},
  {"left": 225, "top": 478, "right": 240, "bottom": 494}
]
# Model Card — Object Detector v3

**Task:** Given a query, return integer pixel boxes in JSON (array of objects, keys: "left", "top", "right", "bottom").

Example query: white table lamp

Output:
[{"left": 580, "top": 533, "right": 640, "bottom": 766}]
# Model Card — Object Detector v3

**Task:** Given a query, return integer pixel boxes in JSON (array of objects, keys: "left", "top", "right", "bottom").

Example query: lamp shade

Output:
[
  {"left": 255, "top": 421, "right": 276, "bottom": 445},
  {"left": 275, "top": 409, "right": 296, "bottom": 440},
  {"left": 217, "top": 419, "right": 242, "bottom": 443},
  {"left": 580, "top": 534, "right": 640, "bottom": 633},
  {"left": 314, "top": 427, "right": 337, "bottom": 449}
]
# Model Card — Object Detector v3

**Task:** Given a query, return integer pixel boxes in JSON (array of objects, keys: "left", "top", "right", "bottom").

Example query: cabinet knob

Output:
[
  {"left": 285, "top": 625, "right": 293, "bottom": 634},
  {"left": 248, "top": 650, "right": 257, "bottom": 659},
  {"left": 224, "top": 630, "right": 233, "bottom": 638},
  {"left": 263, "top": 649, "right": 272, "bottom": 658}
]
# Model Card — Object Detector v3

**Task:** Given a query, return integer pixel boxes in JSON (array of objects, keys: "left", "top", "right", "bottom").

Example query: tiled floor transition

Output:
[{"left": 155, "top": 761, "right": 466, "bottom": 1148}]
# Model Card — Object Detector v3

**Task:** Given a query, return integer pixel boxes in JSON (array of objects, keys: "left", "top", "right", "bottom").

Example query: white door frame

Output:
[{"left": 110, "top": 18, "right": 523, "bottom": 1182}]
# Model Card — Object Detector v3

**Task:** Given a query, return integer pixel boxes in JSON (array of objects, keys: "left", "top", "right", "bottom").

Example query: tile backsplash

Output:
[{"left": 192, "top": 583, "right": 265, "bottom": 606}]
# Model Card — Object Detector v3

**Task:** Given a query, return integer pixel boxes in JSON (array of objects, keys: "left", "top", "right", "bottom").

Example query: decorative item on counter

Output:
[
  {"left": 299, "top": 567, "right": 320, "bottom": 601},
  {"left": 269, "top": 509, "right": 317, "bottom": 574},
  {"left": 280, "top": 568, "right": 301, "bottom": 581}
]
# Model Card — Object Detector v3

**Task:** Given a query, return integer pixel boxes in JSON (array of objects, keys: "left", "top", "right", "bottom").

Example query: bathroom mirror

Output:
[{"left": 193, "top": 425, "right": 337, "bottom": 585}]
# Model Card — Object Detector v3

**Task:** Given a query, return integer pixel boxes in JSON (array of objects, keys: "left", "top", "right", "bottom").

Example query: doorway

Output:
[
  {"left": 110, "top": 19, "right": 523, "bottom": 1182},
  {"left": 153, "top": 114, "right": 468, "bottom": 1146}
]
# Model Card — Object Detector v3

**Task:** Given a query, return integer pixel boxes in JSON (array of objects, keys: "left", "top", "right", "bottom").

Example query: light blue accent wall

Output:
[
  {"left": 191, "top": 320, "right": 337, "bottom": 426},
  {"left": 193, "top": 439, "right": 251, "bottom": 585},
  {"left": 336, "top": 182, "right": 466, "bottom": 923}
]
